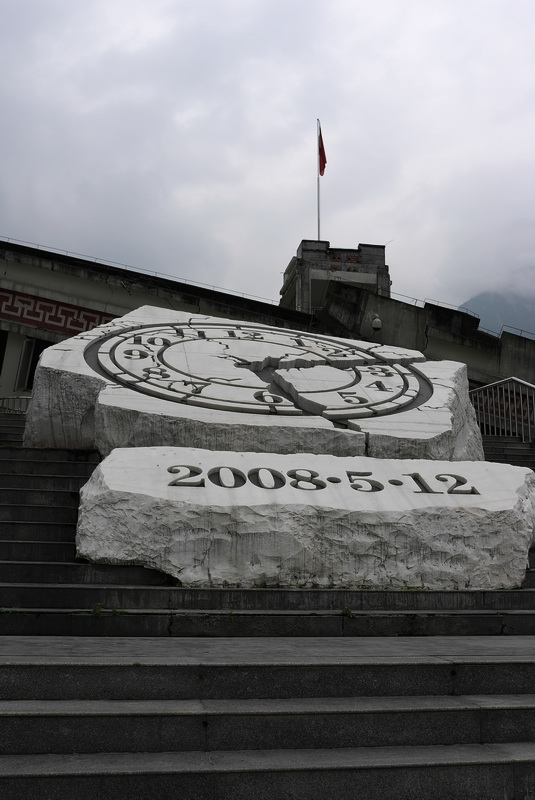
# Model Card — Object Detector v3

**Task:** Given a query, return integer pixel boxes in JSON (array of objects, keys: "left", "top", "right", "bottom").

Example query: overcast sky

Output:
[{"left": 2, "top": 0, "right": 535, "bottom": 309}]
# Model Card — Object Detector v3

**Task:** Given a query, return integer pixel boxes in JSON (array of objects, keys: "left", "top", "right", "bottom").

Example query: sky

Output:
[{"left": 2, "top": 0, "right": 535, "bottom": 310}]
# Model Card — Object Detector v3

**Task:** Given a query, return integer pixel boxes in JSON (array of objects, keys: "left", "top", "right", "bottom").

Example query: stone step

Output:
[
  {"left": 483, "top": 446, "right": 534, "bottom": 453},
  {"left": 2, "top": 741, "right": 534, "bottom": 800},
  {"left": 0, "top": 412, "right": 26, "bottom": 436},
  {"left": 0, "top": 505, "right": 78, "bottom": 522},
  {"left": 0, "top": 420, "right": 25, "bottom": 431},
  {"left": 0, "top": 432, "right": 24, "bottom": 443},
  {"left": 483, "top": 443, "right": 533, "bottom": 450},
  {"left": 483, "top": 447, "right": 534, "bottom": 454},
  {"left": 0, "top": 489, "right": 80, "bottom": 507},
  {"left": 1, "top": 693, "right": 535, "bottom": 755},
  {"left": 482, "top": 436, "right": 524, "bottom": 441},
  {"left": 1, "top": 637, "right": 534, "bottom": 797},
  {"left": 0, "top": 418, "right": 25, "bottom": 438},
  {"left": 3, "top": 607, "right": 535, "bottom": 637},
  {"left": 490, "top": 461, "right": 535, "bottom": 470},
  {"left": 2, "top": 459, "right": 97, "bottom": 477},
  {"left": 0, "top": 521, "right": 76, "bottom": 542},
  {"left": 1, "top": 584, "right": 535, "bottom": 611},
  {"left": 0, "top": 474, "right": 91, "bottom": 491},
  {"left": 523, "top": 569, "right": 535, "bottom": 588},
  {"left": 486, "top": 456, "right": 535, "bottom": 462},
  {"left": 482, "top": 438, "right": 535, "bottom": 455},
  {"left": 0, "top": 446, "right": 100, "bottom": 463},
  {"left": 482, "top": 436, "right": 531, "bottom": 443},
  {"left": 0, "top": 562, "right": 174, "bottom": 586},
  {"left": 483, "top": 455, "right": 534, "bottom": 463},
  {"left": 0, "top": 541, "right": 76, "bottom": 562},
  {"left": 4, "top": 635, "right": 535, "bottom": 701}
]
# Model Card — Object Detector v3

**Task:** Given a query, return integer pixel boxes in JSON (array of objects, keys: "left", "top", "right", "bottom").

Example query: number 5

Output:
[{"left": 346, "top": 471, "right": 384, "bottom": 492}]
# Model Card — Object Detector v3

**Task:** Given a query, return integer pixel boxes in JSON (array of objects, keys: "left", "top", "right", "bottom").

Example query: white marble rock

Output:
[
  {"left": 355, "top": 360, "right": 485, "bottom": 461},
  {"left": 77, "top": 448, "right": 535, "bottom": 590},
  {"left": 23, "top": 306, "right": 484, "bottom": 461},
  {"left": 94, "top": 386, "right": 366, "bottom": 457}
]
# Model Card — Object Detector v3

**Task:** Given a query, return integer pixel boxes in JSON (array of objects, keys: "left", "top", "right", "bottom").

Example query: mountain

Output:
[{"left": 460, "top": 292, "right": 535, "bottom": 336}]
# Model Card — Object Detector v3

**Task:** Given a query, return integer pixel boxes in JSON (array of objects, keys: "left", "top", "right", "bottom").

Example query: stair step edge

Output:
[
  {"left": 2, "top": 694, "right": 535, "bottom": 715},
  {"left": 2, "top": 741, "right": 535, "bottom": 775}
]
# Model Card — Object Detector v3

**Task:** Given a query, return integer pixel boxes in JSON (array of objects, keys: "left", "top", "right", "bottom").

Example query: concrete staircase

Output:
[
  {"left": 482, "top": 435, "right": 535, "bottom": 471},
  {"left": 1, "top": 411, "right": 535, "bottom": 638},
  {"left": 3, "top": 411, "right": 535, "bottom": 797},
  {"left": 1, "top": 636, "right": 535, "bottom": 798}
]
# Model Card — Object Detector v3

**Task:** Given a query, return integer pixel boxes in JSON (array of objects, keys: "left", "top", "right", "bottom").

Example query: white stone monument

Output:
[
  {"left": 23, "top": 306, "right": 535, "bottom": 589},
  {"left": 77, "top": 447, "right": 535, "bottom": 590},
  {"left": 24, "top": 306, "right": 484, "bottom": 461}
]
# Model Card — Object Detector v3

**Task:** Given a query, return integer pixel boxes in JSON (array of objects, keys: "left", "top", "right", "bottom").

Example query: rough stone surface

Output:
[
  {"left": 24, "top": 306, "right": 484, "bottom": 461},
  {"left": 77, "top": 448, "right": 535, "bottom": 590},
  {"left": 23, "top": 318, "right": 129, "bottom": 451},
  {"left": 94, "top": 387, "right": 366, "bottom": 457},
  {"left": 357, "top": 361, "right": 485, "bottom": 461}
]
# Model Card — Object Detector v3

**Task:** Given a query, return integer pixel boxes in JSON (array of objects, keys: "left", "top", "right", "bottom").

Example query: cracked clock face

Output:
[{"left": 86, "top": 321, "right": 430, "bottom": 421}]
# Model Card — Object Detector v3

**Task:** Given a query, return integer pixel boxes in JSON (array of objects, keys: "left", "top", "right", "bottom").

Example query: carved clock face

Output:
[{"left": 86, "top": 321, "right": 429, "bottom": 421}]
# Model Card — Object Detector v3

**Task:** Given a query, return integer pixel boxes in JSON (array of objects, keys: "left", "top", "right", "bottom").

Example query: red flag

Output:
[{"left": 318, "top": 124, "right": 327, "bottom": 176}]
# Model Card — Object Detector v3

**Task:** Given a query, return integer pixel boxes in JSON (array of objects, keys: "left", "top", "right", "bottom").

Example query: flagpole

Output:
[{"left": 317, "top": 119, "right": 321, "bottom": 240}]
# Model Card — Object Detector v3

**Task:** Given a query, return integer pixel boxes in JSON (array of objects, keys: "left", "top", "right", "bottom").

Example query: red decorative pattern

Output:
[{"left": 0, "top": 289, "right": 115, "bottom": 335}]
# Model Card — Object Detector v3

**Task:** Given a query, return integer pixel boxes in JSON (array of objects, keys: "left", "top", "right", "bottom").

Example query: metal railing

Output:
[
  {"left": 423, "top": 298, "right": 479, "bottom": 318},
  {"left": 0, "top": 396, "right": 30, "bottom": 414},
  {"left": 501, "top": 324, "right": 535, "bottom": 341},
  {"left": 469, "top": 378, "right": 535, "bottom": 442}
]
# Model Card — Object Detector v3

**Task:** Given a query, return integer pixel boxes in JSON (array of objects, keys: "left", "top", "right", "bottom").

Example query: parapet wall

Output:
[{"left": 319, "top": 282, "right": 535, "bottom": 386}]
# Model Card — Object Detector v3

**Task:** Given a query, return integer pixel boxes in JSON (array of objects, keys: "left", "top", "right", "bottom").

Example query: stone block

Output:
[
  {"left": 24, "top": 306, "right": 484, "bottom": 461},
  {"left": 76, "top": 448, "right": 535, "bottom": 590}
]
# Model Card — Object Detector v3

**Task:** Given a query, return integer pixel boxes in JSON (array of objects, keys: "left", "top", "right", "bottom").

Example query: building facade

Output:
[{"left": 1, "top": 237, "right": 534, "bottom": 404}]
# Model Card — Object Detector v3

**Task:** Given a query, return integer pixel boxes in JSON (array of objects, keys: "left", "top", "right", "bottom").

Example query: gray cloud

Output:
[{"left": 2, "top": 0, "right": 535, "bottom": 308}]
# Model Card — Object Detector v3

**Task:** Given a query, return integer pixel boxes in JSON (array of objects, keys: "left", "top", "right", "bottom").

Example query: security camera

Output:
[{"left": 371, "top": 316, "right": 382, "bottom": 332}]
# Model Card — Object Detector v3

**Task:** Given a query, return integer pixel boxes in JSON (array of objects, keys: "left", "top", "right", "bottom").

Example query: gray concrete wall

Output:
[
  {"left": 0, "top": 241, "right": 319, "bottom": 398},
  {"left": 320, "top": 282, "right": 535, "bottom": 386},
  {"left": 280, "top": 240, "right": 391, "bottom": 313},
  {"left": 2, "top": 239, "right": 534, "bottom": 400}
]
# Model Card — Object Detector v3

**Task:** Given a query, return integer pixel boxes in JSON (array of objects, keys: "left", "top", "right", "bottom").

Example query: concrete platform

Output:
[
  {"left": 2, "top": 634, "right": 535, "bottom": 663},
  {"left": 2, "top": 639, "right": 535, "bottom": 797}
]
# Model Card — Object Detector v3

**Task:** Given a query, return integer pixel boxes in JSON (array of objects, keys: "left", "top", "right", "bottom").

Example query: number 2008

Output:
[{"left": 167, "top": 466, "right": 479, "bottom": 495}]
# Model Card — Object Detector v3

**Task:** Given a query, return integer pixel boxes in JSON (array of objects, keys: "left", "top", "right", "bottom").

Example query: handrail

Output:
[
  {"left": 469, "top": 378, "right": 535, "bottom": 442},
  {"left": 389, "top": 291, "right": 425, "bottom": 307},
  {"left": 424, "top": 298, "right": 479, "bottom": 318},
  {"left": 0, "top": 396, "right": 30, "bottom": 413},
  {"left": 501, "top": 324, "right": 535, "bottom": 341},
  {"left": 471, "top": 376, "right": 535, "bottom": 392}
]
